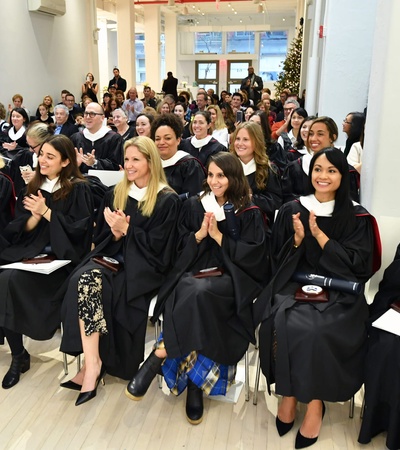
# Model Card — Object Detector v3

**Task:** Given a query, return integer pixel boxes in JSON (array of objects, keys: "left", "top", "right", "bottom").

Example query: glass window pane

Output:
[
  {"left": 227, "top": 32, "right": 255, "bottom": 54},
  {"left": 198, "top": 63, "right": 217, "bottom": 80},
  {"left": 229, "top": 62, "right": 249, "bottom": 81},
  {"left": 195, "top": 32, "right": 222, "bottom": 54},
  {"left": 135, "top": 33, "right": 145, "bottom": 83},
  {"left": 259, "top": 31, "right": 288, "bottom": 81}
]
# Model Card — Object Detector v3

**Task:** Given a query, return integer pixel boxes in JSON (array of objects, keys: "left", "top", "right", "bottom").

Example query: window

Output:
[
  {"left": 135, "top": 33, "right": 146, "bottom": 83},
  {"left": 259, "top": 31, "right": 288, "bottom": 81},
  {"left": 227, "top": 32, "right": 255, "bottom": 54},
  {"left": 195, "top": 32, "right": 222, "bottom": 54}
]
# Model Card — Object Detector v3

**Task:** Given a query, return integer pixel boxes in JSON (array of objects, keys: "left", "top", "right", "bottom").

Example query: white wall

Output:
[{"left": 0, "top": 0, "right": 95, "bottom": 113}]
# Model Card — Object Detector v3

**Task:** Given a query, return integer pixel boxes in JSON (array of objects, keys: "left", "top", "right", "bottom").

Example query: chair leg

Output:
[
  {"left": 253, "top": 354, "right": 261, "bottom": 405},
  {"left": 360, "top": 394, "right": 365, "bottom": 419},
  {"left": 154, "top": 318, "right": 163, "bottom": 389},
  {"left": 349, "top": 395, "right": 355, "bottom": 418},
  {"left": 77, "top": 354, "right": 81, "bottom": 372},
  {"left": 244, "top": 350, "right": 250, "bottom": 401},
  {"left": 63, "top": 353, "right": 68, "bottom": 375}
]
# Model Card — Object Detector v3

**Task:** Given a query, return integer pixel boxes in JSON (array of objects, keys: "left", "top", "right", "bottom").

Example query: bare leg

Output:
[
  {"left": 277, "top": 396, "right": 298, "bottom": 423},
  {"left": 78, "top": 318, "right": 102, "bottom": 393},
  {"left": 155, "top": 348, "right": 167, "bottom": 358},
  {"left": 299, "top": 399, "right": 324, "bottom": 438}
]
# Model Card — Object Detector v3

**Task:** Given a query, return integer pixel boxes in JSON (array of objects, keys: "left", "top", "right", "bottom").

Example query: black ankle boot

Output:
[
  {"left": 2, "top": 349, "right": 30, "bottom": 389},
  {"left": 125, "top": 350, "right": 164, "bottom": 400},
  {"left": 186, "top": 379, "right": 204, "bottom": 425}
]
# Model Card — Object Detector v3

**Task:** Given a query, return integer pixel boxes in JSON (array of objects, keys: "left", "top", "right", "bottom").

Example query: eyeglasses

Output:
[
  {"left": 343, "top": 119, "right": 352, "bottom": 124},
  {"left": 84, "top": 111, "right": 104, "bottom": 118},
  {"left": 284, "top": 107, "right": 294, "bottom": 111},
  {"left": 29, "top": 143, "right": 41, "bottom": 151}
]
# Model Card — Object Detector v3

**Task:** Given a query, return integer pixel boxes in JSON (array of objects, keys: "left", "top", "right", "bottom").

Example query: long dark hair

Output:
[
  {"left": 295, "top": 115, "right": 316, "bottom": 149},
  {"left": 250, "top": 110, "right": 272, "bottom": 146},
  {"left": 308, "top": 147, "right": 356, "bottom": 238},
  {"left": 287, "top": 107, "right": 308, "bottom": 133},
  {"left": 201, "top": 152, "right": 251, "bottom": 211},
  {"left": 27, "top": 134, "right": 85, "bottom": 201},
  {"left": 344, "top": 112, "right": 366, "bottom": 157}
]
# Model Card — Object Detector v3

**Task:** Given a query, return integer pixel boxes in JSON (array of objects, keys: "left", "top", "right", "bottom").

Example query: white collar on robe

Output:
[
  {"left": 83, "top": 126, "right": 110, "bottom": 142},
  {"left": 299, "top": 194, "right": 335, "bottom": 217},
  {"left": 301, "top": 152, "right": 313, "bottom": 175},
  {"left": 32, "top": 153, "right": 38, "bottom": 168},
  {"left": 9, "top": 126, "right": 26, "bottom": 141},
  {"left": 191, "top": 135, "right": 212, "bottom": 149},
  {"left": 200, "top": 191, "right": 227, "bottom": 222},
  {"left": 240, "top": 157, "right": 256, "bottom": 176},
  {"left": 296, "top": 146, "right": 309, "bottom": 156},
  {"left": 128, "top": 182, "right": 167, "bottom": 201},
  {"left": 161, "top": 150, "right": 189, "bottom": 168},
  {"left": 40, "top": 176, "right": 61, "bottom": 193}
]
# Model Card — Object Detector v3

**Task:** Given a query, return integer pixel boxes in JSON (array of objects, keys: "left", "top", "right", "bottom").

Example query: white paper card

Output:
[
  {"left": 0, "top": 260, "right": 71, "bottom": 275},
  {"left": 372, "top": 308, "right": 400, "bottom": 336}
]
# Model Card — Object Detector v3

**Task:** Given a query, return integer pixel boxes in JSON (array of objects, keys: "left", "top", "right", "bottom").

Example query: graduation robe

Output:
[
  {"left": 60, "top": 187, "right": 181, "bottom": 380},
  {"left": 154, "top": 195, "right": 269, "bottom": 366},
  {"left": 358, "top": 243, "right": 400, "bottom": 450},
  {"left": 0, "top": 181, "right": 94, "bottom": 340},
  {"left": 180, "top": 137, "right": 226, "bottom": 166},
  {"left": 255, "top": 200, "right": 380, "bottom": 403}
]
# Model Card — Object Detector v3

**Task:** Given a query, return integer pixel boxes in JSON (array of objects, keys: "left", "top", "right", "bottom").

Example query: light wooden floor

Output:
[{"left": 0, "top": 325, "right": 387, "bottom": 450}]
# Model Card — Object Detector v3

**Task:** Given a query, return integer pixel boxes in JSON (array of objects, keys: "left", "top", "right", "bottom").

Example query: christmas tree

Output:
[{"left": 274, "top": 18, "right": 303, "bottom": 97}]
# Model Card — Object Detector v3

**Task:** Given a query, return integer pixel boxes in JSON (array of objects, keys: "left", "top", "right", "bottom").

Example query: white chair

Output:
[{"left": 148, "top": 295, "right": 163, "bottom": 388}]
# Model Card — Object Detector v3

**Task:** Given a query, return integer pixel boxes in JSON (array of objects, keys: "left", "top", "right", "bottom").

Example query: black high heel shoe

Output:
[
  {"left": 276, "top": 416, "right": 294, "bottom": 436},
  {"left": 2, "top": 349, "right": 30, "bottom": 389},
  {"left": 60, "top": 380, "right": 82, "bottom": 391},
  {"left": 125, "top": 350, "right": 164, "bottom": 401},
  {"left": 186, "top": 379, "right": 204, "bottom": 425},
  {"left": 75, "top": 366, "right": 106, "bottom": 406},
  {"left": 295, "top": 401, "right": 325, "bottom": 449}
]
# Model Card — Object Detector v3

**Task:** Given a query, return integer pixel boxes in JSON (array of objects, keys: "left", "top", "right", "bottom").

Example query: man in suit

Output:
[
  {"left": 240, "top": 66, "right": 263, "bottom": 104},
  {"left": 108, "top": 68, "right": 127, "bottom": 93},
  {"left": 53, "top": 105, "right": 78, "bottom": 137},
  {"left": 162, "top": 72, "right": 178, "bottom": 100}
]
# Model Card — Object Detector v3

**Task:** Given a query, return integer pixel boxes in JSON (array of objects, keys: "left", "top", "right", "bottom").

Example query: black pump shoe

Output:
[
  {"left": 60, "top": 380, "right": 82, "bottom": 391},
  {"left": 125, "top": 350, "right": 164, "bottom": 401},
  {"left": 185, "top": 379, "right": 204, "bottom": 425},
  {"left": 276, "top": 416, "right": 294, "bottom": 436},
  {"left": 2, "top": 349, "right": 30, "bottom": 389},
  {"left": 295, "top": 401, "right": 326, "bottom": 449},
  {"left": 75, "top": 366, "right": 106, "bottom": 406}
]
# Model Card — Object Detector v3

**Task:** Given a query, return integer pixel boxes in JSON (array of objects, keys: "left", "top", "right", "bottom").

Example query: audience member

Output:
[
  {"left": 108, "top": 67, "right": 127, "bottom": 93},
  {"left": 122, "top": 88, "right": 144, "bottom": 125},
  {"left": 81, "top": 72, "right": 99, "bottom": 103}
]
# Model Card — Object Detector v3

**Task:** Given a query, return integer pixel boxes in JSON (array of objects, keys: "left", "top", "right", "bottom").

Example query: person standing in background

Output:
[
  {"left": 108, "top": 68, "right": 127, "bottom": 93},
  {"left": 162, "top": 72, "right": 178, "bottom": 100},
  {"left": 240, "top": 66, "right": 263, "bottom": 105}
]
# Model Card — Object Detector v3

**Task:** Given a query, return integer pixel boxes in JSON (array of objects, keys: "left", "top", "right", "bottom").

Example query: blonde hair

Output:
[
  {"left": 207, "top": 105, "right": 226, "bottom": 131},
  {"left": 113, "top": 136, "right": 169, "bottom": 217},
  {"left": 230, "top": 121, "right": 271, "bottom": 190}
]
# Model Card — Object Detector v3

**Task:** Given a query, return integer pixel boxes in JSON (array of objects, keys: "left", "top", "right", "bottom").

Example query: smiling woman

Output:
[{"left": 0, "top": 134, "right": 94, "bottom": 389}]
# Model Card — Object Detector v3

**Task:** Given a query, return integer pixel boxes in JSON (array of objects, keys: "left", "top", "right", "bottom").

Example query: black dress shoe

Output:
[
  {"left": 186, "top": 379, "right": 204, "bottom": 425},
  {"left": 60, "top": 380, "right": 82, "bottom": 391},
  {"left": 125, "top": 350, "right": 164, "bottom": 401},
  {"left": 276, "top": 416, "right": 294, "bottom": 436},
  {"left": 2, "top": 349, "right": 30, "bottom": 389},
  {"left": 75, "top": 366, "right": 106, "bottom": 406},
  {"left": 295, "top": 401, "right": 326, "bottom": 449}
]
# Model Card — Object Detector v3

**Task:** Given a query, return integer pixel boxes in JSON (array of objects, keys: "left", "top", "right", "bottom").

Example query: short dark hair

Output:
[
  {"left": 151, "top": 113, "right": 183, "bottom": 140},
  {"left": 232, "top": 92, "right": 243, "bottom": 102}
]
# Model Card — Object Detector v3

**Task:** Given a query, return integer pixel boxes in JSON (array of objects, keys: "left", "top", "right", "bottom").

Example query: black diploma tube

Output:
[
  {"left": 292, "top": 272, "right": 362, "bottom": 295},
  {"left": 223, "top": 203, "right": 240, "bottom": 241}
]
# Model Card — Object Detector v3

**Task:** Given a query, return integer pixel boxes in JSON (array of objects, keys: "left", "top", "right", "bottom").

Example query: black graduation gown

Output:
[
  {"left": 180, "top": 137, "right": 227, "bottom": 166},
  {"left": 8, "top": 148, "right": 35, "bottom": 196},
  {"left": 246, "top": 165, "right": 282, "bottom": 225},
  {"left": 358, "top": 244, "right": 400, "bottom": 450},
  {"left": 0, "top": 173, "right": 15, "bottom": 233},
  {"left": 154, "top": 196, "right": 269, "bottom": 366},
  {"left": 163, "top": 154, "right": 206, "bottom": 198},
  {"left": 282, "top": 156, "right": 360, "bottom": 203},
  {"left": 70, "top": 130, "right": 123, "bottom": 173},
  {"left": 1, "top": 127, "right": 28, "bottom": 161},
  {"left": 60, "top": 187, "right": 181, "bottom": 380},
  {"left": 255, "top": 201, "right": 378, "bottom": 403},
  {"left": 0, "top": 181, "right": 94, "bottom": 340}
]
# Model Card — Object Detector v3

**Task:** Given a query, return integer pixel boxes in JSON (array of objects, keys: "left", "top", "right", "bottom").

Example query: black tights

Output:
[{"left": 3, "top": 328, "right": 24, "bottom": 355}]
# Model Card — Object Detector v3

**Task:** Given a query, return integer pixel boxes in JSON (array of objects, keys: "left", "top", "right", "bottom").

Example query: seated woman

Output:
[
  {"left": 151, "top": 113, "right": 206, "bottom": 198},
  {"left": 285, "top": 116, "right": 316, "bottom": 163},
  {"left": 207, "top": 105, "right": 229, "bottom": 148},
  {"left": 255, "top": 148, "right": 381, "bottom": 449},
  {"left": 180, "top": 111, "right": 226, "bottom": 166},
  {"left": 342, "top": 111, "right": 365, "bottom": 157},
  {"left": 0, "top": 134, "right": 94, "bottom": 389},
  {"left": 9, "top": 122, "right": 55, "bottom": 196},
  {"left": 1, "top": 108, "right": 30, "bottom": 160},
  {"left": 230, "top": 121, "right": 282, "bottom": 225},
  {"left": 173, "top": 102, "right": 191, "bottom": 139},
  {"left": 60, "top": 136, "right": 181, "bottom": 406},
  {"left": 358, "top": 244, "right": 400, "bottom": 450},
  {"left": 111, "top": 108, "right": 136, "bottom": 143},
  {"left": 36, "top": 103, "right": 53, "bottom": 124},
  {"left": 282, "top": 116, "right": 360, "bottom": 203},
  {"left": 126, "top": 152, "right": 269, "bottom": 425},
  {"left": 135, "top": 113, "right": 154, "bottom": 138},
  {"left": 277, "top": 107, "right": 308, "bottom": 153}
]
